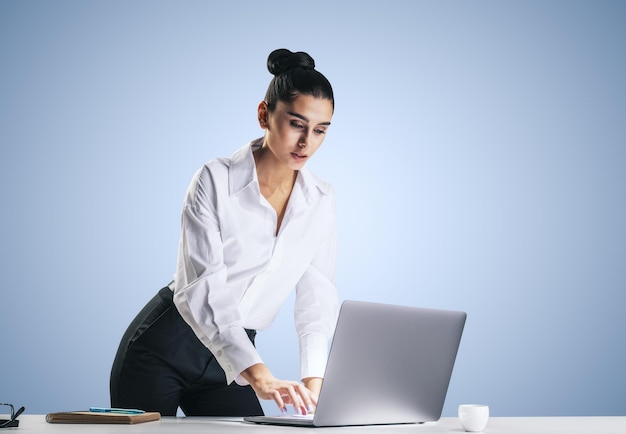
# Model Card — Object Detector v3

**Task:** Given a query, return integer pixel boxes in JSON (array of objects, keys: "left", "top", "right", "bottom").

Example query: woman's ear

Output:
[{"left": 258, "top": 101, "right": 269, "bottom": 129}]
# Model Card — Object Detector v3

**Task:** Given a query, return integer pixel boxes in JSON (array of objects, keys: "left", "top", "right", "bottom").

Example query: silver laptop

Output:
[{"left": 244, "top": 300, "right": 466, "bottom": 427}]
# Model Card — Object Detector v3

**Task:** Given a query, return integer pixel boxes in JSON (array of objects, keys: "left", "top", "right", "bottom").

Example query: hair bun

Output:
[{"left": 267, "top": 48, "right": 315, "bottom": 76}]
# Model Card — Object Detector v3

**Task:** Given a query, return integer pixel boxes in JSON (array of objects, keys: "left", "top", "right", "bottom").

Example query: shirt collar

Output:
[
  {"left": 228, "top": 138, "right": 262, "bottom": 195},
  {"left": 229, "top": 138, "right": 331, "bottom": 203}
]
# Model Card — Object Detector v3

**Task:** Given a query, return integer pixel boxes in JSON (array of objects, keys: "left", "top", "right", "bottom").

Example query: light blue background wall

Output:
[{"left": 1, "top": 0, "right": 625, "bottom": 418}]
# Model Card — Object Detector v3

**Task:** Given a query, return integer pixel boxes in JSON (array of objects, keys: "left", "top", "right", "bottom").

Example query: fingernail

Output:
[
  {"left": 307, "top": 404, "right": 313, "bottom": 412},
  {"left": 281, "top": 406, "right": 288, "bottom": 414}
]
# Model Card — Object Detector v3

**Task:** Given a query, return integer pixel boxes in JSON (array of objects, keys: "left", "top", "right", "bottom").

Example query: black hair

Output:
[{"left": 264, "top": 48, "right": 334, "bottom": 113}]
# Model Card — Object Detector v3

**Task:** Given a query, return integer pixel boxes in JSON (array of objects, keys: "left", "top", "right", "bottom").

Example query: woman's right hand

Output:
[{"left": 241, "top": 363, "right": 316, "bottom": 415}]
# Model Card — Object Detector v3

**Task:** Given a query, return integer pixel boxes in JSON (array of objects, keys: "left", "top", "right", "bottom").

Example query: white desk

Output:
[{"left": 13, "top": 415, "right": 626, "bottom": 433}]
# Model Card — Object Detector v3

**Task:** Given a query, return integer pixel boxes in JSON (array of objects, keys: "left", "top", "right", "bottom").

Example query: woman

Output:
[{"left": 110, "top": 48, "right": 339, "bottom": 417}]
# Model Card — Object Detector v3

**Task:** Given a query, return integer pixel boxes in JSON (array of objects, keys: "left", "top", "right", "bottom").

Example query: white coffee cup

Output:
[{"left": 458, "top": 404, "right": 489, "bottom": 432}]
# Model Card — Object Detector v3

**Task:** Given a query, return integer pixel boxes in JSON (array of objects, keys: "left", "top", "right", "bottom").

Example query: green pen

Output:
[{"left": 89, "top": 407, "right": 145, "bottom": 415}]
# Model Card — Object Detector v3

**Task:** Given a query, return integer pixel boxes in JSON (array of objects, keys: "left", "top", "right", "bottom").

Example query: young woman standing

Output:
[{"left": 110, "top": 48, "right": 338, "bottom": 417}]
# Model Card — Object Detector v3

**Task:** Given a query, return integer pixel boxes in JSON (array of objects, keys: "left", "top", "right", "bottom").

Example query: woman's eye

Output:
[
  {"left": 314, "top": 128, "right": 326, "bottom": 135},
  {"left": 290, "top": 120, "right": 304, "bottom": 129}
]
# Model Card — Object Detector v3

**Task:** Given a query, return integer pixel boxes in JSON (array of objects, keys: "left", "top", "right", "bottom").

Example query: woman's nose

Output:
[{"left": 298, "top": 133, "right": 308, "bottom": 148}]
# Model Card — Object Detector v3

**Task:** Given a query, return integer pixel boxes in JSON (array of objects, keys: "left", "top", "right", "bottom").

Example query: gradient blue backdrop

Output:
[{"left": 1, "top": 0, "right": 625, "bottom": 417}]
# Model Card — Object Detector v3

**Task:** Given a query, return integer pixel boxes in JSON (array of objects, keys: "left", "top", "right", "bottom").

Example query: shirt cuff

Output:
[
  {"left": 212, "top": 326, "right": 264, "bottom": 385},
  {"left": 299, "top": 333, "right": 330, "bottom": 380}
]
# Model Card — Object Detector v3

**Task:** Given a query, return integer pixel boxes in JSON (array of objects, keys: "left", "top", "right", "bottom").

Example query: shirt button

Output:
[{"left": 216, "top": 350, "right": 222, "bottom": 357}]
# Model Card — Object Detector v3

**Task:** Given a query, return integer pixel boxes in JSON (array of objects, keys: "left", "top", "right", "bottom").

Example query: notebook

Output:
[
  {"left": 46, "top": 411, "right": 160, "bottom": 424},
  {"left": 244, "top": 299, "right": 466, "bottom": 427}
]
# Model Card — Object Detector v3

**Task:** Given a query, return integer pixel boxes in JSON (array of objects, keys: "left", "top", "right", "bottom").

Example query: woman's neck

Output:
[{"left": 253, "top": 145, "right": 297, "bottom": 191}]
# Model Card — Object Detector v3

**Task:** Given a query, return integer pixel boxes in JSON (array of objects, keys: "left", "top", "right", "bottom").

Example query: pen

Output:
[{"left": 89, "top": 407, "right": 145, "bottom": 415}]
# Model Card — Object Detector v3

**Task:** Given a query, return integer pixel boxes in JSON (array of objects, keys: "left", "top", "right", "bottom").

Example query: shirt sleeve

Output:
[
  {"left": 294, "top": 189, "right": 340, "bottom": 381},
  {"left": 172, "top": 165, "right": 263, "bottom": 385}
]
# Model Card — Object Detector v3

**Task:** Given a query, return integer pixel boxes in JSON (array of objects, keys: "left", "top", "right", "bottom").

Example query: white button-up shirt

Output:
[{"left": 173, "top": 138, "right": 339, "bottom": 385}]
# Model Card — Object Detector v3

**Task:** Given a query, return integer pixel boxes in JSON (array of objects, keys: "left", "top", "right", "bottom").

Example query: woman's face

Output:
[{"left": 259, "top": 94, "right": 333, "bottom": 171}]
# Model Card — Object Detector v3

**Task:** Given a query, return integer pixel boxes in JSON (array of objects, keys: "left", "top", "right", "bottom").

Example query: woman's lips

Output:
[{"left": 291, "top": 152, "right": 308, "bottom": 161}]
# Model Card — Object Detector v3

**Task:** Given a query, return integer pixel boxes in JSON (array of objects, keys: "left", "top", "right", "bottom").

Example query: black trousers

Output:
[{"left": 110, "top": 283, "right": 264, "bottom": 417}]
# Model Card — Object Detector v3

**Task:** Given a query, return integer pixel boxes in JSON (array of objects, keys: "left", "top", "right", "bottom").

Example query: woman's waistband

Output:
[{"left": 158, "top": 281, "right": 256, "bottom": 340}]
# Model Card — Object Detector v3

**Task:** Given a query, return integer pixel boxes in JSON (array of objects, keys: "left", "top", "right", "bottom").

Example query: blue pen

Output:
[{"left": 89, "top": 407, "right": 145, "bottom": 415}]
